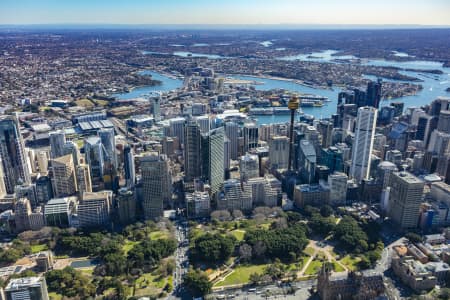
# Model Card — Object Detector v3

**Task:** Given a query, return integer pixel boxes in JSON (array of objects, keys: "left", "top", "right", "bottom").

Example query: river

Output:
[{"left": 117, "top": 50, "right": 450, "bottom": 125}]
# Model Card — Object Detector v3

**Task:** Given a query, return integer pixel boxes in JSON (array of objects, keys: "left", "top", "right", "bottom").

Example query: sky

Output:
[{"left": 0, "top": 0, "right": 449, "bottom": 26}]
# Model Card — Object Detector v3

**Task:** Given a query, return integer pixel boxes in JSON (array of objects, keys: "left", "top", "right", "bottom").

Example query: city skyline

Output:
[{"left": 0, "top": 0, "right": 450, "bottom": 26}]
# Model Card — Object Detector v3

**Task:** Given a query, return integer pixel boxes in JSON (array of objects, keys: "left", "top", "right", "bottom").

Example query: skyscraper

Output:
[
  {"left": 84, "top": 136, "right": 105, "bottom": 191},
  {"left": 243, "top": 123, "right": 259, "bottom": 153},
  {"left": 201, "top": 127, "right": 225, "bottom": 195},
  {"left": 77, "top": 191, "right": 112, "bottom": 228},
  {"left": 225, "top": 121, "right": 239, "bottom": 160},
  {"left": 140, "top": 154, "right": 172, "bottom": 220},
  {"left": 350, "top": 107, "right": 378, "bottom": 182},
  {"left": 62, "top": 141, "right": 80, "bottom": 166},
  {"left": 184, "top": 120, "right": 201, "bottom": 182},
  {"left": 5, "top": 276, "right": 49, "bottom": 300},
  {"left": 150, "top": 94, "right": 161, "bottom": 122},
  {"left": 50, "top": 154, "right": 77, "bottom": 198},
  {"left": 366, "top": 79, "right": 382, "bottom": 109},
  {"left": 0, "top": 115, "right": 31, "bottom": 193},
  {"left": 116, "top": 187, "right": 136, "bottom": 224},
  {"left": 239, "top": 153, "right": 259, "bottom": 182},
  {"left": 35, "top": 176, "right": 53, "bottom": 204},
  {"left": 269, "top": 135, "right": 289, "bottom": 170},
  {"left": 98, "top": 128, "right": 117, "bottom": 168},
  {"left": 49, "top": 130, "right": 66, "bottom": 159},
  {"left": 76, "top": 164, "right": 92, "bottom": 195},
  {"left": 123, "top": 145, "right": 136, "bottom": 188},
  {"left": 388, "top": 172, "right": 424, "bottom": 229}
]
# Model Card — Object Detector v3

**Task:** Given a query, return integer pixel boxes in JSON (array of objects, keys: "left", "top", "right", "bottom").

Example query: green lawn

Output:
[
  {"left": 48, "top": 292, "right": 63, "bottom": 300},
  {"left": 304, "top": 259, "right": 323, "bottom": 275},
  {"left": 123, "top": 240, "right": 139, "bottom": 254},
  {"left": 31, "top": 244, "right": 48, "bottom": 254},
  {"left": 339, "top": 255, "right": 361, "bottom": 271},
  {"left": 149, "top": 231, "right": 170, "bottom": 240},
  {"left": 214, "top": 264, "right": 268, "bottom": 287},
  {"left": 303, "top": 247, "right": 315, "bottom": 256},
  {"left": 332, "top": 261, "right": 345, "bottom": 272},
  {"left": 134, "top": 272, "right": 171, "bottom": 297},
  {"left": 230, "top": 230, "right": 246, "bottom": 241}
]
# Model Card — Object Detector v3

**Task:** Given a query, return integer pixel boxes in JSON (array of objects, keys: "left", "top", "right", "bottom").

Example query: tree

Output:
[
  {"left": 239, "top": 243, "right": 253, "bottom": 262},
  {"left": 232, "top": 209, "right": 244, "bottom": 220},
  {"left": 320, "top": 205, "right": 334, "bottom": 217},
  {"left": 210, "top": 210, "right": 231, "bottom": 222},
  {"left": 405, "top": 232, "right": 423, "bottom": 244},
  {"left": 334, "top": 216, "right": 368, "bottom": 253},
  {"left": 184, "top": 269, "right": 212, "bottom": 297},
  {"left": 46, "top": 267, "right": 96, "bottom": 298},
  {"left": 191, "top": 233, "right": 236, "bottom": 264}
]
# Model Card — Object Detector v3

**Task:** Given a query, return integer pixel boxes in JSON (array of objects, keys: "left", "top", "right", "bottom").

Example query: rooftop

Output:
[{"left": 5, "top": 276, "right": 43, "bottom": 290}]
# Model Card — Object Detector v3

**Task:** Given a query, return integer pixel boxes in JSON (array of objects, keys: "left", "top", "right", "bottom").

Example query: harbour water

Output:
[
  {"left": 117, "top": 51, "right": 450, "bottom": 125},
  {"left": 113, "top": 70, "right": 183, "bottom": 100}
]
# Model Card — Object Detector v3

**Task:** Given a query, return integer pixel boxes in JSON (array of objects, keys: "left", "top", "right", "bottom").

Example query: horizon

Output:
[{"left": 1, "top": 0, "right": 449, "bottom": 26}]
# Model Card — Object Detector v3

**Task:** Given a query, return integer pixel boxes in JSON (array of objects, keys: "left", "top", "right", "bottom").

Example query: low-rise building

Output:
[{"left": 392, "top": 255, "right": 437, "bottom": 291}]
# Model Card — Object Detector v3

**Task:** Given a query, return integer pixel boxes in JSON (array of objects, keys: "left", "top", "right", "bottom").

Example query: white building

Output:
[{"left": 350, "top": 106, "right": 378, "bottom": 182}]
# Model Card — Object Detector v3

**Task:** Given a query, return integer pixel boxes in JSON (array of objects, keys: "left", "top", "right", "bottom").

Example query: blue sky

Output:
[{"left": 0, "top": 0, "right": 449, "bottom": 25}]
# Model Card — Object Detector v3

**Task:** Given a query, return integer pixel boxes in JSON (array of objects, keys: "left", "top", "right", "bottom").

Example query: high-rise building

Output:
[
  {"left": 246, "top": 177, "right": 279, "bottom": 207},
  {"left": 116, "top": 188, "right": 136, "bottom": 224},
  {"left": 169, "top": 117, "right": 186, "bottom": 145},
  {"left": 201, "top": 128, "right": 225, "bottom": 195},
  {"left": 76, "top": 164, "right": 92, "bottom": 195},
  {"left": 84, "top": 136, "right": 105, "bottom": 191},
  {"left": 328, "top": 172, "right": 348, "bottom": 205},
  {"left": 243, "top": 123, "right": 259, "bottom": 153},
  {"left": 98, "top": 128, "right": 117, "bottom": 168},
  {"left": 269, "top": 136, "right": 289, "bottom": 170},
  {"left": 49, "top": 130, "right": 66, "bottom": 159},
  {"left": 298, "top": 140, "right": 317, "bottom": 184},
  {"left": 388, "top": 171, "right": 424, "bottom": 229},
  {"left": 437, "top": 110, "right": 450, "bottom": 134},
  {"left": 150, "top": 94, "right": 161, "bottom": 122},
  {"left": 123, "top": 145, "right": 136, "bottom": 188},
  {"left": 62, "top": 141, "right": 80, "bottom": 166},
  {"left": 44, "top": 197, "right": 76, "bottom": 227},
  {"left": 350, "top": 107, "right": 378, "bottom": 182},
  {"left": 35, "top": 176, "right": 53, "bottom": 204},
  {"left": 50, "top": 154, "right": 77, "bottom": 198},
  {"left": 77, "top": 191, "right": 112, "bottom": 228},
  {"left": 140, "top": 154, "right": 172, "bottom": 220},
  {"left": 0, "top": 115, "right": 31, "bottom": 193},
  {"left": 239, "top": 153, "right": 259, "bottom": 182},
  {"left": 186, "top": 191, "right": 210, "bottom": 218},
  {"left": 225, "top": 122, "right": 239, "bottom": 160},
  {"left": 14, "top": 198, "right": 32, "bottom": 233},
  {"left": 321, "top": 147, "right": 344, "bottom": 173},
  {"left": 184, "top": 120, "right": 201, "bottom": 182},
  {"left": 366, "top": 79, "right": 382, "bottom": 109},
  {"left": 217, "top": 179, "right": 252, "bottom": 211},
  {"left": 195, "top": 115, "right": 210, "bottom": 134},
  {"left": 5, "top": 276, "right": 49, "bottom": 300},
  {"left": 317, "top": 120, "right": 333, "bottom": 148}
]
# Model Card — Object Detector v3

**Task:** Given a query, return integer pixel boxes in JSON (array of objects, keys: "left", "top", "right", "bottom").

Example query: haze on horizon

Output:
[{"left": 0, "top": 0, "right": 449, "bottom": 26}]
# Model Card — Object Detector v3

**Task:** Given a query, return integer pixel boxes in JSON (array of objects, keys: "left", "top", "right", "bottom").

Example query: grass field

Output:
[
  {"left": 134, "top": 272, "right": 171, "bottom": 297},
  {"left": 332, "top": 261, "right": 345, "bottom": 272},
  {"left": 31, "top": 244, "right": 48, "bottom": 253},
  {"left": 304, "top": 259, "right": 323, "bottom": 275},
  {"left": 339, "top": 255, "right": 361, "bottom": 271},
  {"left": 303, "top": 247, "right": 315, "bottom": 256},
  {"left": 75, "top": 99, "right": 94, "bottom": 108},
  {"left": 123, "top": 240, "right": 139, "bottom": 254},
  {"left": 93, "top": 99, "right": 109, "bottom": 106},
  {"left": 149, "top": 231, "right": 170, "bottom": 240},
  {"left": 214, "top": 264, "right": 267, "bottom": 287},
  {"left": 230, "top": 229, "right": 246, "bottom": 241},
  {"left": 48, "top": 292, "right": 63, "bottom": 300}
]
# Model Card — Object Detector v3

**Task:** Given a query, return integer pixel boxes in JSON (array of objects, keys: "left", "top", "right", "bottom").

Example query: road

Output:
[
  {"left": 169, "top": 219, "right": 190, "bottom": 300},
  {"left": 211, "top": 280, "right": 316, "bottom": 300}
]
